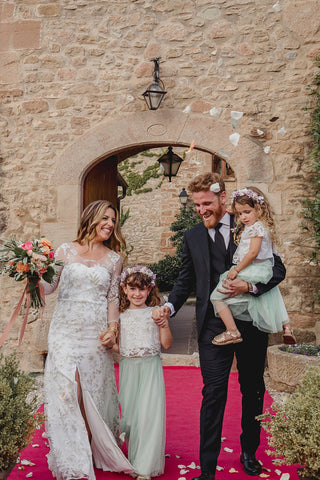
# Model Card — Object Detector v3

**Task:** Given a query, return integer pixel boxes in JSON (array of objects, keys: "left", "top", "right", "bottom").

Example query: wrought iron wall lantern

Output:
[
  {"left": 142, "top": 57, "right": 167, "bottom": 111},
  {"left": 157, "top": 146, "right": 184, "bottom": 182},
  {"left": 179, "top": 187, "right": 188, "bottom": 207}
]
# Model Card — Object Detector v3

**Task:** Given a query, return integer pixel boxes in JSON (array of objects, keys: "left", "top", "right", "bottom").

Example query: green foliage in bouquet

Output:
[
  {"left": 0, "top": 352, "right": 45, "bottom": 471},
  {"left": 258, "top": 367, "right": 320, "bottom": 480}
]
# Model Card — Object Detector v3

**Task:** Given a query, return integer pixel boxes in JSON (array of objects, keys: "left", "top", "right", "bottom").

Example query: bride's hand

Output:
[{"left": 100, "top": 330, "right": 116, "bottom": 349}]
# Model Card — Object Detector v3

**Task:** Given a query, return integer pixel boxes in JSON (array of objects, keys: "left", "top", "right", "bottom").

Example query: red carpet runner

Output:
[{"left": 9, "top": 367, "right": 299, "bottom": 480}]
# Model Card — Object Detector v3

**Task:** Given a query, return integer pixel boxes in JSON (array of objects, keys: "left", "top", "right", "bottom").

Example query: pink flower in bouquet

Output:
[
  {"left": 20, "top": 241, "right": 33, "bottom": 250},
  {"left": 49, "top": 251, "right": 55, "bottom": 259}
]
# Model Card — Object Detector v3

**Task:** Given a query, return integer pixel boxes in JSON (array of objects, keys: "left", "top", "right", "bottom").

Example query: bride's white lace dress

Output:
[{"left": 42, "top": 242, "right": 133, "bottom": 480}]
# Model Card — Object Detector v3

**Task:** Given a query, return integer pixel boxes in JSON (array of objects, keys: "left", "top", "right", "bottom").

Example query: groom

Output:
[{"left": 154, "top": 172, "right": 286, "bottom": 479}]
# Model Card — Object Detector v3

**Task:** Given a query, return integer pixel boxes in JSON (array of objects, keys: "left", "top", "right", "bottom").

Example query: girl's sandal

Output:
[
  {"left": 212, "top": 330, "right": 243, "bottom": 345},
  {"left": 283, "top": 326, "right": 297, "bottom": 345}
]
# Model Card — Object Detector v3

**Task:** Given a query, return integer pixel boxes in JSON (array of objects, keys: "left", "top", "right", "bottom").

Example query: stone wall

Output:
[{"left": 1, "top": 0, "right": 320, "bottom": 369}]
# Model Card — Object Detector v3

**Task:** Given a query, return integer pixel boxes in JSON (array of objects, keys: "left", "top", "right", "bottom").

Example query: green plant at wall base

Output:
[
  {"left": 149, "top": 205, "right": 201, "bottom": 291},
  {"left": 302, "top": 59, "right": 320, "bottom": 265},
  {"left": 0, "top": 352, "right": 45, "bottom": 472},
  {"left": 280, "top": 343, "right": 320, "bottom": 356},
  {"left": 258, "top": 367, "right": 320, "bottom": 480}
]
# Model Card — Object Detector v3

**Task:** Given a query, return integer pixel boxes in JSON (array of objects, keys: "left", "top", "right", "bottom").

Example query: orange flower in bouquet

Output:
[{"left": 0, "top": 237, "right": 63, "bottom": 346}]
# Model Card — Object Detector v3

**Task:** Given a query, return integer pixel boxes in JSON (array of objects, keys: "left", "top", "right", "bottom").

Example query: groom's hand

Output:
[{"left": 217, "top": 278, "right": 248, "bottom": 297}]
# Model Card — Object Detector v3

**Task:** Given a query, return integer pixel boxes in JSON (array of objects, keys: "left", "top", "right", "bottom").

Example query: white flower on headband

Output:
[
  {"left": 209, "top": 182, "right": 221, "bottom": 193},
  {"left": 120, "top": 265, "right": 156, "bottom": 286},
  {"left": 231, "top": 188, "right": 264, "bottom": 205}
]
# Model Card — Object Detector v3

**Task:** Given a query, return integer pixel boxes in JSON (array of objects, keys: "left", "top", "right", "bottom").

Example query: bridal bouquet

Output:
[
  {"left": 0, "top": 237, "right": 62, "bottom": 309},
  {"left": 0, "top": 236, "right": 63, "bottom": 347}
]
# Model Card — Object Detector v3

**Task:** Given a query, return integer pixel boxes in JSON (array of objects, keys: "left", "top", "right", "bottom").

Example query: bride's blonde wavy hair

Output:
[{"left": 75, "top": 200, "right": 126, "bottom": 254}]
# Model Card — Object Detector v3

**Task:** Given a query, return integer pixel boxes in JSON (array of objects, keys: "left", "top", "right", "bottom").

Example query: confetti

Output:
[
  {"left": 21, "top": 460, "right": 35, "bottom": 466},
  {"left": 231, "top": 111, "right": 243, "bottom": 120},
  {"left": 165, "top": 454, "right": 171, "bottom": 458},
  {"left": 119, "top": 432, "right": 126, "bottom": 442},
  {"left": 280, "top": 474, "right": 290, "bottom": 480},
  {"left": 187, "top": 462, "right": 197, "bottom": 469},
  {"left": 42, "top": 432, "right": 48, "bottom": 438},
  {"left": 186, "top": 140, "right": 195, "bottom": 154},
  {"left": 178, "top": 465, "right": 186, "bottom": 469},
  {"left": 176, "top": 455, "right": 181, "bottom": 458},
  {"left": 229, "top": 468, "right": 238, "bottom": 473},
  {"left": 229, "top": 132, "right": 240, "bottom": 147},
  {"left": 275, "top": 470, "right": 282, "bottom": 476},
  {"left": 32, "top": 444, "right": 40, "bottom": 448},
  {"left": 259, "top": 474, "right": 270, "bottom": 478},
  {"left": 224, "top": 447, "right": 233, "bottom": 453},
  {"left": 216, "top": 466, "right": 224, "bottom": 471},
  {"left": 180, "top": 470, "right": 189, "bottom": 475},
  {"left": 178, "top": 478, "right": 186, "bottom": 480},
  {"left": 26, "top": 474, "right": 33, "bottom": 478},
  {"left": 210, "top": 107, "right": 220, "bottom": 116}
]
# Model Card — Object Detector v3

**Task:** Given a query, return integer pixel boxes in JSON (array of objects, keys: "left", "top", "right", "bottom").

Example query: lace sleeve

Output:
[
  {"left": 40, "top": 244, "right": 65, "bottom": 295},
  {"left": 107, "top": 253, "right": 122, "bottom": 325},
  {"left": 246, "top": 221, "right": 265, "bottom": 238}
]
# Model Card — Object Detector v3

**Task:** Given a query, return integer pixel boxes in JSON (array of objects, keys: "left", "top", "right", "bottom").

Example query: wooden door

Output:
[{"left": 83, "top": 156, "right": 118, "bottom": 210}]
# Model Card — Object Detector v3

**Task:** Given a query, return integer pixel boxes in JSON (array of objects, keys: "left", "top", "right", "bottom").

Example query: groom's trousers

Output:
[{"left": 198, "top": 316, "right": 269, "bottom": 473}]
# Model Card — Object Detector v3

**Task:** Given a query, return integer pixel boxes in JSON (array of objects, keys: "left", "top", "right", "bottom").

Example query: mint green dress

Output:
[
  {"left": 119, "top": 307, "right": 166, "bottom": 478},
  {"left": 210, "top": 221, "right": 289, "bottom": 333}
]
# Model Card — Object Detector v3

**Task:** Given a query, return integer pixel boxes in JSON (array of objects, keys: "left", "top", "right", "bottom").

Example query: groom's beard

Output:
[{"left": 201, "top": 203, "right": 224, "bottom": 230}]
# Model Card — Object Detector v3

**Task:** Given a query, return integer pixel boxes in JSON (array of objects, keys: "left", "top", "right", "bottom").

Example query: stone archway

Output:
[{"left": 41, "top": 110, "right": 273, "bottom": 245}]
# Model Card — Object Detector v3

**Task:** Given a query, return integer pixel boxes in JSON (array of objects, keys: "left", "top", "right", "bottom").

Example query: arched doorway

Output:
[{"left": 44, "top": 110, "right": 274, "bottom": 247}]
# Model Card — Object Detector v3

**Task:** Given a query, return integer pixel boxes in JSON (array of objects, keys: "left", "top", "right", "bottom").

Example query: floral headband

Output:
[
  {"left": 120, "top": 265, "right": 156, "bottom": 287},
  {"left": 231, "top": 188, "right": 265, "bottom": 205}
]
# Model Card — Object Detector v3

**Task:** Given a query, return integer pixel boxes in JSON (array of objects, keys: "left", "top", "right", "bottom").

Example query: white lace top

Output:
[
  {"left": 119, "top": 307, "right": 161, "bottom": 358},
  {"left": 41, "top": 242, "right": 122, "bottom": 325},
  {"left": 233, "top": 221, "right": 275, "bottom": 265}
]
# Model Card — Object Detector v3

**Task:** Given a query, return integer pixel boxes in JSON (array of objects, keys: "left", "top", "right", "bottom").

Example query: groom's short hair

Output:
[{"left": 188, "top": 172, "right": 225, "bottom": 194}]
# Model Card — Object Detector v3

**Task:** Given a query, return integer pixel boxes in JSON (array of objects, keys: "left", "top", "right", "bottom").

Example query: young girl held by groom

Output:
[
  {"left": 210, "top": 186, "right": 296, "bottom": 346},
  {"left": 114, "top": 265, "right": 173, "bottom": 480}
]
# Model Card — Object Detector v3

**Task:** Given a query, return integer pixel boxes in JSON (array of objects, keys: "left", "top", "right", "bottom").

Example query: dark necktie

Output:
[{"left": 214, "top": 223, "right": 227, "bottom": 254}]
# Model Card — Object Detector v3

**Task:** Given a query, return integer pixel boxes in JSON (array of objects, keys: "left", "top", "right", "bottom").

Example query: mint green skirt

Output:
[
  {"left": 211, "top": 262, "right": 289, "bottom": 333},
  {"left": 119, "top": 355, "right": 166, "bottom": 477}
]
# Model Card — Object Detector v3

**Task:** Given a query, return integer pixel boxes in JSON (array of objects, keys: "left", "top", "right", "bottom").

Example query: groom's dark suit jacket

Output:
[{"left": 168, "top": 217, "right": 286, "bottom": 338}]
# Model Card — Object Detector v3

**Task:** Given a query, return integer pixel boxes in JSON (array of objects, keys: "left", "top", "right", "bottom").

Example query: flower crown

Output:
[
  {"left": 120, "top": 265, "right": 156, "bottom": 286},
  {"left": 231, "top": 188, "right": 265, "bottom": 205}
]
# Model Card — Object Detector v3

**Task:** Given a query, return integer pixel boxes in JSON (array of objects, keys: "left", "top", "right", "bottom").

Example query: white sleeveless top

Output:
[{"left": 119, "top": 306, "right": 161, "bottom": 358}]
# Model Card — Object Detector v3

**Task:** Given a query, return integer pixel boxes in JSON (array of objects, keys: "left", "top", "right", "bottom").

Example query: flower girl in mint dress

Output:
[
  {"left": 115, "top": 266, "right": 172, "bottom": 480},
  {"left": 210, "top": 187, "right": 296, "bottom": 346}
]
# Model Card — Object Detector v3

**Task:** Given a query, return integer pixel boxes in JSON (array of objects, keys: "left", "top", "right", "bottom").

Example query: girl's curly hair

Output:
[
  {"left": 119, "top": 272, "right": 161, "bottom": 313},
  {"left": 231, "top": 186, "right": 276, "bottom": 245}
]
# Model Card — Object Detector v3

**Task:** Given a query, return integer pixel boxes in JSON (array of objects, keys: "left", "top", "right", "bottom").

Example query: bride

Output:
[{"left": 42, "top": 200, "right": 133, "bottom": 480}]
